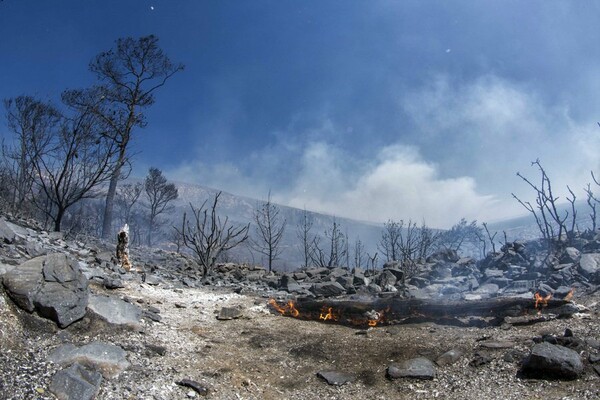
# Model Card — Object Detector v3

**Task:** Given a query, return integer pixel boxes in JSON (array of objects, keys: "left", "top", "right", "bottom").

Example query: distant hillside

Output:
[{"left": 144, "top": 181, "right": 597, "bottom": 270}]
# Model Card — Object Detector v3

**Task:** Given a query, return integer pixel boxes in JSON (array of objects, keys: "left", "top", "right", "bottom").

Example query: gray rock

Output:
[
  {"left": 217, "top": 306, "right": 243, "bottom": 320},
  {"left": 87, "top": 294, "right": 142, "bottom": 328},
  {"left": 48, "top": 341, "right": 129, "bottom": 379},
  {"left": 561, "top": 247, "right": 581, "bottom": 263},
  {"left": 280, "top": 274, "right": 303, "bottom": 293},
  {"left": 521, "top": 342, "right": 584, "bottom": 380},
  {"left": 310, "top": 282, "right": 345, "bottom": 297},
  {"left": 0, "top": 218, "right": 17, "bottom": 244},
  {"left": 3, "top": 253, "right": 89, "bottom": 328},
  {"left": 176, "top": 379, "right": 209, "bottom": 396},
  {"left": 387, "top": 357, "right": 436, "bottom": 380},
  {"left": 474, "top": 283, "right": 499, "bottom": 297},
  {"left": 103, "top": 276, "right": 125, "bottom": 289},
  {"left": 436, "top": 349, "right": 463, "bottom": 366},
  {"left": 375, "top": 270, "right": 397, "bottom": 288},
  {"left": 316, "top": 370, "right": 355, "bottom": 386},
  {"left": 0, "top": 263, "right": 16, "bottom": 277},
  {"left": 49, "top": 363, "right": 102, "bottom": 400},
  {"left": 578, "top": 253, "right": 600, "bottom": 281}
]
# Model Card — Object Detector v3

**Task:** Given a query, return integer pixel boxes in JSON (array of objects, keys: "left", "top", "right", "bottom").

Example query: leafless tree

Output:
[
  {"left": 296, "top": 208, "right": 316, "bottom": 269},
  {"left": 353, "top": 237, "right": 366, "bottom": 270},
  {"left": 585, "top": 172, "right": 600, "bottom": 231},
  {"left": 482, "top": 222, "right": 498, "bottom": 254},
  {"left": 311, "top": 218, "right": 346, "bottom": 268},
  {"left": 437, "top": 218, "right": 482, "bottom": 254},
  {"left": 2, "top": 96, "right": 61, "bottom": 213},
  {"left": 252, "top": 192, "right": 286, "bottom": 272},
  {"left": 512, "top": 159, "right": 575, "bottom": 242},
  {"left": 143, "top": 167, "right": 178, "bottom": 246},
  {"left": 177, "top": 192, "right": 249, "bottom": 278},
  {"left": 115, "top": 182, "right": 143, "bottom": 226},
  {"left": 65, "top": 36, "right": 184, "bottom": 239},
  {"left": 23, "top": 96, "right": 118, "bottom": 231},
  {"left": 378, "top": 219, "right": 402, "bottom": 262}
]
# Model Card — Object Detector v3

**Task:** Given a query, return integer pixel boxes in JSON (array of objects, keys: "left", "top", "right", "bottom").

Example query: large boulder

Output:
[
  {"left": 578, "top": 253, "right": 600, "bottom": 283},
  {"left": 48, "top": 342, "right": 129, "bottom": 379},
  {"left": 3, "top": 253, "right": 89, "bottom": 328},
  {"left": 310, "top": 282, "right": 345, "bottom": 297},
  {"left": 49, "top": 363, "right": 102, "bottom": 400},
  {"left": 87, "top": 294, "right": 142, "bottom": 328},
  {"left": 521, "top": 342, "right": 584, "bottom": 380}
]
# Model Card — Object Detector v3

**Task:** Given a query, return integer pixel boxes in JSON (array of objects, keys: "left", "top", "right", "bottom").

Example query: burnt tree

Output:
[
  {"left": 66, "top": 35, "right": 184, "bottom": 239},
  {"left": 177, "top": 192, "right": 249, "bottom": 278},
  {"left": 252, "top": 192, "right": 286, "bottom": 272}
]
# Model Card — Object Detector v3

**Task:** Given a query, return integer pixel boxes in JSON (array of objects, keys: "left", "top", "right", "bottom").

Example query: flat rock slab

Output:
[
  {"left": 521, "top": 342, "right": 583, "bottom": 380},
  {"left": 436, "top": 349, "right": 464, "bottom": 366},
  {"left": 387, "top": 357, "right": 436, "bottom": 380},
  {"left": 0, "top": 218, "right": 17, "bottom": 243},
  {"left": 317, "top": 370, "right": 355, "bottom": 386},
  {"left": 217, "top": 306, "right": 243, "bottom": 320},
  {"left": 176, "top": 379, "right": 209, "bottom": 396},
  {"left": 49, "top": 362, "right": 102, "bottom": 400},
  {"left": 48, "top": 342, "right": 129, "bottom": 379},
  {"left": 2, "top": 253, "right": 89, "bottom": 328},
  {"left": 87, "top": 294, "right": 142, "bottom": 328},
  {"left": 479, "top": 340, "right": 516, "bottom": 349}
]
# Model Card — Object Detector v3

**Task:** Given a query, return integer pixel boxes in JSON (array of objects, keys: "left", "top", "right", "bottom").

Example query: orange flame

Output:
[
  {"left": 563, "top": 288, "right": 574, "bottom": 302},
  {"left": 268, "top": 299, "right": 299, "bottom": 317},
  {"left": 319, "top": 306, "right": 338, "bottom": 322},
  {"left": 534, "top": 292, "right": 552, "bottom": 310}
]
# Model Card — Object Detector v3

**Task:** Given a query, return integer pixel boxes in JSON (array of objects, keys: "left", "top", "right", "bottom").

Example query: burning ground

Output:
[{"left": 0, "top": 217, "right": 600, "bottom": 399}]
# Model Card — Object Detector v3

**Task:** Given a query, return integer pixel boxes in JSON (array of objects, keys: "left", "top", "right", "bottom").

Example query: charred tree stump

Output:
[
  {"left": 116, "top": 224, "right": 132, "bottom": 272},
  {"left": 268, "top": 296, "right": 575, "bottom": 328}
]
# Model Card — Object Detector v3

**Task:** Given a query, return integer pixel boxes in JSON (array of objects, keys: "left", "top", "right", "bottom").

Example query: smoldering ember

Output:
[{"left": 0, "top": 212, "right": 599, "bottom": 400}]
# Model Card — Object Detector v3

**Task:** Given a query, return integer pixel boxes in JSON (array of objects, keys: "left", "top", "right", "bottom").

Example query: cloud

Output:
[
  {"left": 167, "top": 73, "right": 600, "bottom": 229},
  {"left": 279, "top": 142, "right": 503, "bottom": 228}
]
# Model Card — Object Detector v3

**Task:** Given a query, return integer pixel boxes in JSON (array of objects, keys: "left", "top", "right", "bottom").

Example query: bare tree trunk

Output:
[{"left": 102, "top": 149, "right": 125, "bottom": 239}]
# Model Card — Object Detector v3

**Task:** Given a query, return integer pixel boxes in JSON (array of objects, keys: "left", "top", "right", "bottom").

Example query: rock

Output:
[
  {"left": 375, "top": 270, "right": 397, "bottom": 288},
  {"left": 103, "top": 276, "right": 125, "bottom": 289},
  {"left": 2, "top": 253, "right": 89, "bottom": 328},
  {"left": 310, "top": 282, "right": 345, "bottom": 297},
  {"left": 48, "top": 342, "right": 129, "bottom": 379},
  {"left": 87, "top": 294, "right": 142, "bottom": 328},
  {"left": 176, "top": 379, "right": 209, "bottom": 396},
  {"left": 217, "top": 306, "right": 243, "bottom": 320},
  {"left": 0, "top": 218, "right": 17, "bottom": 244},
  {"left": 316, "top": 370, "right": 355, "bottom": 386},
  {"left": 0, "top": 263, "right": 16, "bottom": 277},
  {"left": 521, "top": 342, "right": 584, "bottom": 380},
  {"left": 436, "top": 349, "right": 463, "bottom": 366},
  {"left": 387, "top": 357, "right": 436, "bottom": 380},
  {"left": 560, "top": 247, "right": 581, "bottom": 264},
  {"left": 474, "top": 283, "right": 499, "bottom": 297},
  {"left": 279, "top": 275, "right": 303, "bottom": 293},
  {"left": 470, "top": 352, "right": 493, "bottom": 367},
  {"left": 49, "top": 363, "right": 102, "bottom": 400},
  {"left": 146, "top": 344, "right": 167, "bottom": 356},
  {"left": 479, "top": 340, "right": 515, "bottom": 349},
  {"left": 578, "top": 253, "right": 600, "bottom": 282}
]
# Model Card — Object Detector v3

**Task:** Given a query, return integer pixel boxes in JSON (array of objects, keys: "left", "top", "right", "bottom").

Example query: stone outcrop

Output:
[{"left": 2, "top": 253, "right": 89, "bottom": 328}]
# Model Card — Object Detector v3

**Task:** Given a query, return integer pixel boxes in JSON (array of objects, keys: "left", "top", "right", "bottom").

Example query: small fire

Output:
[
  {"left": 563, "top": 288, "right": 574, "bottom": 302},
  {"left": 534, "top": 292, "right": 552, "bottom": 311},
  {"left": 365, "top": 308, "right": 389, "bottom": 327},
  {"left": 268, "top": 299, "right": 299, "bottom": 317},
  {"left": 319, "top": 306, "right": 338, "bottom": 322}
]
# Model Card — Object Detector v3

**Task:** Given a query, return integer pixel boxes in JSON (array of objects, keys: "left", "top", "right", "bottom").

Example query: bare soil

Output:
[{"left": 1, "top": 279, "right": 599, "bottom": 400}]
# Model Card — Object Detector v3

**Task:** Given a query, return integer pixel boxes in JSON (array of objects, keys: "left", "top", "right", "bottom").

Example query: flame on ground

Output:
[
  {"left": 563, "top": 288, "right": 574, "bottom": 301},
  {"left": 268, "top": 299, "right": 299, "bottom": 317},
  {"left": 319, "top": 306, "right": 338, "bottom": 322},
  {"left": 268, "top": 299, "right": 389, "bottom": 327},
  {"left": 534, "top": 292, "right": 552, "bottom": 311}
]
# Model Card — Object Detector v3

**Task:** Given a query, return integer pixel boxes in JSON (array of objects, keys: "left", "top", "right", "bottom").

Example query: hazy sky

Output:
[{"left": 2, "top": 1, "right": 600, "bottom": 227}]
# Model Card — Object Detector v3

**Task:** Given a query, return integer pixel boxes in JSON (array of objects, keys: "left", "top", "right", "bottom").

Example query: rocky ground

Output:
[{"left": 1, "top": 217, "right": 599, "bottom": 399}]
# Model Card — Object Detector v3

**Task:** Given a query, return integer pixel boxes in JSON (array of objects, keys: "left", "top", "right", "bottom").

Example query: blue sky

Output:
[{"left": 2, "top": 1, "right": 600, "bottom": 227}]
